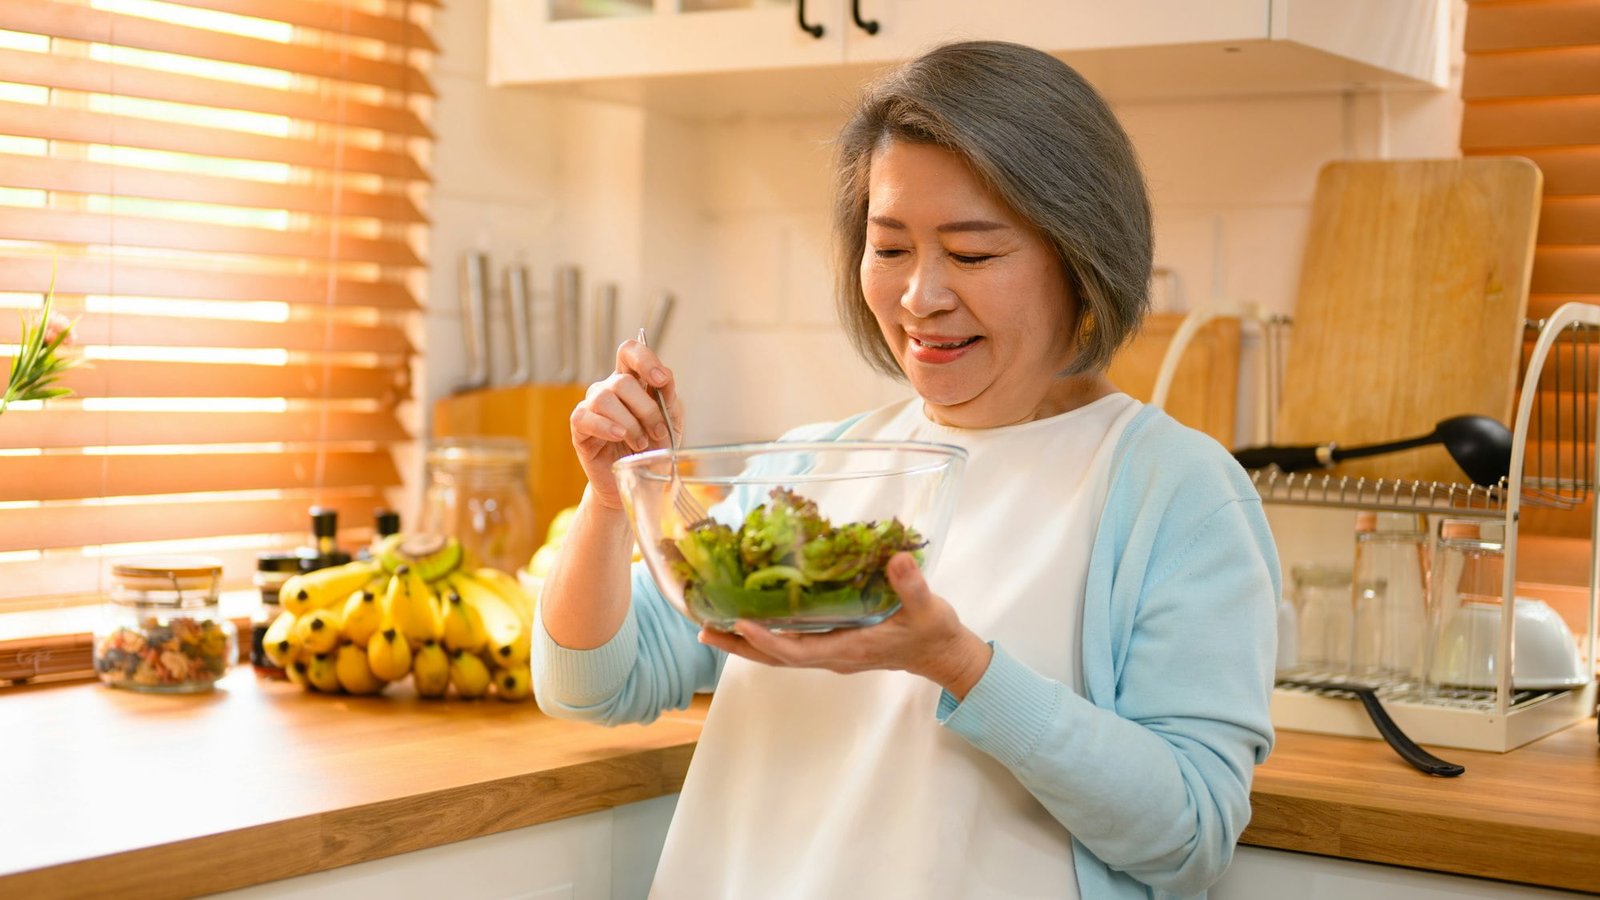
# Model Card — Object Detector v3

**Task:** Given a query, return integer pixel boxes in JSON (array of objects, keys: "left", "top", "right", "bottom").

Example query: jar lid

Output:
[
  {"left": 112, "top": 555, "right": 223, "bottom": 579},
  {"left": 426, "top": 437, "right": 529, "bottom": 467},
  {"left": 256, "top": 552, "right": 304, "bottom": 573}
]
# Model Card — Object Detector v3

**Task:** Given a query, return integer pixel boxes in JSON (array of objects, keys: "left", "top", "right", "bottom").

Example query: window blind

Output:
[
  {"left": 0, "top": 0, "right": 432, "bottom": 607},
  {"left": 1461, "top": 0, "right": 1600, "bottom": 549}
]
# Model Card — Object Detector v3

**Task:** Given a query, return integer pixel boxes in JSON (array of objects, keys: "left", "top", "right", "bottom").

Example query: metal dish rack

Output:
[{"left": 1164, "top": 302, "right": 1600, "bottom": 752}]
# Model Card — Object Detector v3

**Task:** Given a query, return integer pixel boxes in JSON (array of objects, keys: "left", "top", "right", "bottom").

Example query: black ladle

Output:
[
  {"left": 1277, "top": 679, "right": 1465, "bottom": 777},
  {"left": 1233, "top": 415, "right": 1513, "bottom": 487}
]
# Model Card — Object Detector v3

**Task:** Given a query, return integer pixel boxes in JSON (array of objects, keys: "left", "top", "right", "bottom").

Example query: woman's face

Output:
[{"left": 860, "top": 140, "right": 1094, "bottom": 428}]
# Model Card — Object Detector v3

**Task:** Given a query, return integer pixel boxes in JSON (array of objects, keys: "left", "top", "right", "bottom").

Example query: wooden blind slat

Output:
[
  {"left": 0, "top": 3, "right": 436, "bottom": 96},
  {"left": 1462, "top": 45, "right": 1600, "bottom": 99},
  {"left": 0, "top": 48, "right": 432, "bottom": 139},
  {"left": 171, "top": 0, "right": 440, "bottom": 53},
  {"left": 1538, "top": 198, "right": 1600, "bottom": 245},
  {"left": 0, "top": 492, "right": 388, "bottom": 553},
  {"left": 0, "top": 451, "right": 401, "bottom": 502},
  {"left": 0, "top": 257, "right": 420, "bottom": 311},
  {"left": 0, "top": 409, "right": 410, "bottom": 449},
  {"left": 1528, "top": 293, "right": 1600, "bottom": 320},
  {"left": 1, "top": 100, "right": 430, "bottom": 181},
  {"left": 1530, "top": 247, "right": 1600, "bottom": 293},
  {"left": 1464, "top": 1, "right": 1600, "bottom": 53},
  {"left": 37, "top": 359, "right": 409, "bottom": 401},
  {"left": 0, "top": 313, "right": 414, "bottom": 356},
  {"left": 2, "top": 155, "right": 427, "bottom": 224},
  {"left": 1462, "top": 97, "right": 1600, "bottom": 149},
  {"left": 0, "top": 208, "right": 423, "bottom": 267},
  {"left": 1465, "top": 147, "right": 1600, "bottom": 195}
]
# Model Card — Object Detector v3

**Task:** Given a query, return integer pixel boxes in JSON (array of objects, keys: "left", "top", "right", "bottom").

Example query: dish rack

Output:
[{"left": 1161, "top": 302, "right": 1600, "bottom": 752}]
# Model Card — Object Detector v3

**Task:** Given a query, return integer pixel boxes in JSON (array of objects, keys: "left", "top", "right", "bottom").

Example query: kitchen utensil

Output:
[
  {"left": 1275, "top": 677, "right": 1465, "bottom": 777},
  {"left": 1233, "top": 415, "right": 1513, "bottom": 487},
  {"left": 613, "top": 441, "right": 966, "bottom": 633},
  {"left": 1273, "top": 158, "right": 1541, "bottom": 484},
  {"left": 1431, "top": 597, "right": 1589, "bottom": 691},
  {"left": 645, "top": 292, "right": 677, "bottom": 353},
  {"left": 636, "top": 327, "right": 704, "bottom": 525},
  {"left": 505, "top": 263, "right": 534, "bottom": 384},
  {"left": 458, "top": 251, "right": 492, "bottom": 392},
  {"left": 1351, "top": 512, "right": 1429, "bottom": 686},
  {"left": 597, "top": 284, "right": 618, "bottom": 382},
  {"left": 556, "top": 265, "right": 582, "bottom": 384}
]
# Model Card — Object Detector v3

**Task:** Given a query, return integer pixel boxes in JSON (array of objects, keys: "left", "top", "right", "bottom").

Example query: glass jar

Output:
[
  {"left": 251, "top": 552, "right": 303, "bottom": 679},
  {"left": 419, "top": 437, "right": 536, "bottom": 573},
  {"left": 95, "top": 556, "right": 236, "bottom": 693}
]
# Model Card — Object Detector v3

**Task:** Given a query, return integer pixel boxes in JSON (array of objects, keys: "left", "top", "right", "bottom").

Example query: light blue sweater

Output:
[{"left": 534, "top": 405, "right": 1280, "bottom": 899}]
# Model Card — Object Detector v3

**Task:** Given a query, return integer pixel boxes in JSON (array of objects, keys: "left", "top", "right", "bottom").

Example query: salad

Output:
[{"left": 660, "top": 487, "right": 926, "bottom": 627}]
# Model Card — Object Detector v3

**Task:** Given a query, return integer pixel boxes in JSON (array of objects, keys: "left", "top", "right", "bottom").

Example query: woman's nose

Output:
[{"left": 901, "top": 259, "right": 958, "bottom": 316}]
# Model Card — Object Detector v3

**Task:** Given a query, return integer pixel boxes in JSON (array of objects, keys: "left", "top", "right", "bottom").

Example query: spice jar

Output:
[
  {"left": 251, "top": 552, "right": 303, "bottom": 679},
  {"left": 419, "top": 437, "right": 536, "bottom": 572},
  {"left": 95, "top": 556, "right": 236, "bottom": 693}
]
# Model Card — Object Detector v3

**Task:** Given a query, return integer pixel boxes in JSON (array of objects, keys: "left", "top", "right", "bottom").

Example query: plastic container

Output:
[
  {"left": 94, "top": 557, "right": 236, "bottom": 693},
  {"left": 613, "top": 441, "right": 966, "bottom": 633},
  {"left": 419, "top": 437, "right": 536, "bottom": 572}
]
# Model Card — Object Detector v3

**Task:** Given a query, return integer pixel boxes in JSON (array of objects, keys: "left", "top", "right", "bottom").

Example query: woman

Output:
[{"left": 536, "top": 41, "right": 1279, "bottom": 899}]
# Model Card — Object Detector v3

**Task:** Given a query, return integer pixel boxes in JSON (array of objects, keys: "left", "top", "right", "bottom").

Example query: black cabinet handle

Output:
[
  {"left": 796, "top": 0, "right": 824, "bottom": 38},
  {"left": 851, "top": 0, "right": 879, "bottom": 34}
]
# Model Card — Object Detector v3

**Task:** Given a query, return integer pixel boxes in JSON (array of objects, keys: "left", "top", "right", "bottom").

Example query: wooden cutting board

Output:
[{"left": 1275, "top": 158, "right": 1542, "bottom": 484}]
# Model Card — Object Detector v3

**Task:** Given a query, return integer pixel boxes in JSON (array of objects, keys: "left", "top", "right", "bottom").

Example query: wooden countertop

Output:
[{"left": 4, "top": 669, "right": 1597, "bottom": 897}]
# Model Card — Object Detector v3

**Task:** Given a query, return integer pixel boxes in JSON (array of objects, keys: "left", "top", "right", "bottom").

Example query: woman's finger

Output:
[
  {"left": 609, "top": 375, "right": 672, "bottom": 446},
  {"left": 582, "top": 389, "right": 654, "bottom": 452},
  {"left": 698, "top": 627, "right": 786, "bottom": 667},
  {"left": 885, "top": 553, "right": 931, "bottom": 610}
]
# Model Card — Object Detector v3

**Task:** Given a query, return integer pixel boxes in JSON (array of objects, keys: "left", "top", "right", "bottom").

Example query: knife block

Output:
[{"left": 432, "top": 384, "right": 589, "bottom": 547}]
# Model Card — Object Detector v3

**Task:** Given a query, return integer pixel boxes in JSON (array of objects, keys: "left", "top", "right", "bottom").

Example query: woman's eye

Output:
[
  {"left": 951, "top": 253, "right": 994, "bottom": 265},
  {"left": 873, "top": 248, "right": 907, "bottom": 259}
]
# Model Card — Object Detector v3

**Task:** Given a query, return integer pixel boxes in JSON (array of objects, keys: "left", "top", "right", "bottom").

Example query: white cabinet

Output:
[{"left": 487, "top": 0, "right": 1451, "bottom": 115}]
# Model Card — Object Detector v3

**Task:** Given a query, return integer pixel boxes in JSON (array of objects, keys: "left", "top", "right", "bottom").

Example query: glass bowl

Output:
[{"left": 613, "top": 441, "right": 966, "bottom": 633}]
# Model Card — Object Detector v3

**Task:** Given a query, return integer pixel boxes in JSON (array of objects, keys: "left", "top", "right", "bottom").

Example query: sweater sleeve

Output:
[
  {"left": 533, "top": 560, "right": 725, "bottom": 726},
  {"left": 938, "top": 495, "right": 1279, "bottom": 897}
]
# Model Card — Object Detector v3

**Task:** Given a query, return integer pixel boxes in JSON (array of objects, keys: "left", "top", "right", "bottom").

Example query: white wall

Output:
[{"left": 424, "top": 0, "right": 1467, "bottom": 564}]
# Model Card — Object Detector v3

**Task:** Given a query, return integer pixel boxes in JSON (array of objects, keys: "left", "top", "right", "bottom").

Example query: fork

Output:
[{"left": 637, "top": 328, "right": 710, "bottom": 525}]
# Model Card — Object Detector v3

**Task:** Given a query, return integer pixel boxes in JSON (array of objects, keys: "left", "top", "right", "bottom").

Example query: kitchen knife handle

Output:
[
  {"left": 850, "top": 0, "right": 879, "bottom": 34},
  {"left": 458, "top": 251, "right": 491, "bottom": 392},
  {"left": 505, "top": 263, "right": 532, "bottom": 384},
  {"left": 796, "top": 0, "right": 824, "bottom": 38},
  {"left": 1232, "top": 443, "right": 1327, "bottom": 473}
]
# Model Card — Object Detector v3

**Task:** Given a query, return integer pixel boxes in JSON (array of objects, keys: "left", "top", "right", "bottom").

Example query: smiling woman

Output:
[{"left": 0, "top": 0, "right": 433, "bottom": 610}]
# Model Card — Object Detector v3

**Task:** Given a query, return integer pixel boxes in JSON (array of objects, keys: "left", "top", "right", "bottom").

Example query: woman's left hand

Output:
[{"left": 698, "top": 553, "right": 995, "bottom": 700}]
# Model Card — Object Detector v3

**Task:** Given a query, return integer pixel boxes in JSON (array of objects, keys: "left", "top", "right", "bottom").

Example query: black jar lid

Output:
[{"left": 256, "top": 552, "right": 304, "bottom": 573}]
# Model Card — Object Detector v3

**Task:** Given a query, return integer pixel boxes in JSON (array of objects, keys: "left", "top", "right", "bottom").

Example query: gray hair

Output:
[{"left": 832, "top": 40, "right": 1152, "bottom": 377}]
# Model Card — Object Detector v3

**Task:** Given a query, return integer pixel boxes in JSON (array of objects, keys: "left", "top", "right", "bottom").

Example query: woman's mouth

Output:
[{"left": 907, "top": 334, "right": 981, "bottom": 363}]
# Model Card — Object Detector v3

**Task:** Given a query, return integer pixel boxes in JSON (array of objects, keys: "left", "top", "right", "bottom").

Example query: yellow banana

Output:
[
  {"left": 473, "top": 567, "right": 536, "bottom": 627},
  {"left": 340, "top": 587, "right": 383, "bottom": 646},
  {"left": 305, "top": 652, "right": 342, "bottom": 692},
  {"left": 377, "top": 533, "right": 463, "bottom": 583},
  {"left": 262, "top": 611, "right": 299, "bottom": 668},
  {"left": 285, "top": 652, "right": 311, "bottom": 688},
  {"left": 335, "top": 643, "right": 386, "bottom": 695},
  {"left": 411, "top": 640, "right": 451, "bottom": 699},
  {"left": 449, "top": 650, "right": 491, "bottom": 699},
  {"left": 441, "top": 588, "right": 488, "bottom": 653},
  {"left": 493, "top": 663, "right": 533, "bottom": 702},
  {"left": 281, "top": 560, "right": 381, "bottom": 616},
  {"left": 366, "top": 627, "right": 413, "bottom": 682},
  {"left": 293, "top": 607, "right": 343, "bottom": 655},
  {"left": 386, "top": 565, "right": 443, "bottom": 647},
  {"left": 448, "top": 572, "right": 527, "bottom": 666}
]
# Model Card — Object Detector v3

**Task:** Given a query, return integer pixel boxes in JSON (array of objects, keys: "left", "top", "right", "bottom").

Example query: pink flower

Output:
[{"left": 41, "top": 310, "right": 73, "bottom": 347}]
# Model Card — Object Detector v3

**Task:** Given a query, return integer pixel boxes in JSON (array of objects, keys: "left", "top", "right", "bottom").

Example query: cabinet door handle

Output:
[
  {"left": 850, "top": 0, "right": 879, "bottom": 35},
  {"left": 796, "top": 0, "right": 824, "bottom": 38}
]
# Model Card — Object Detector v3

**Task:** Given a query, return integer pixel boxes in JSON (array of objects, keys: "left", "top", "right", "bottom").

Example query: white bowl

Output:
[{"left": 1429, "top": 597, "right": 1590, "bottom": 690}]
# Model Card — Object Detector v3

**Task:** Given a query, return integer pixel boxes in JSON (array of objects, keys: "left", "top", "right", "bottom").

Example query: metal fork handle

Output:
[{"left": 636, "top": 328, "right": 678, "bottom": 453}]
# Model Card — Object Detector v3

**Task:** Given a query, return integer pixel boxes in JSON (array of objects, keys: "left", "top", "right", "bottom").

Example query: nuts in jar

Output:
[{"left": 95, "top": 556, "right": 237, "bottom": 693}]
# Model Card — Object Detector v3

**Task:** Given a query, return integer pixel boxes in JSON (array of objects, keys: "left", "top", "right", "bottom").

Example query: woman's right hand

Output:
[{"left": 569, "top": 337, "right": 681, "bottom": 511}]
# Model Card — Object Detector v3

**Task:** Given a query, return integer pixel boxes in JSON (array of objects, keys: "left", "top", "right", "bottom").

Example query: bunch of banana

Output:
[{"left": 268, "top": 531, "right": 538, "bottom": 703}]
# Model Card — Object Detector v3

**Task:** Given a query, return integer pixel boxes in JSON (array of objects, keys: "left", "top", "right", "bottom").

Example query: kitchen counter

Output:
[{"left": 3, "top": 669, "right": 1597, "bottom": 897}]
